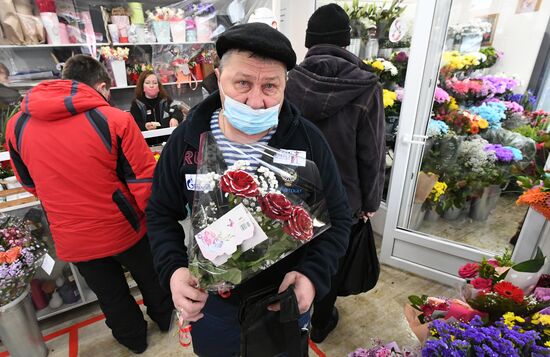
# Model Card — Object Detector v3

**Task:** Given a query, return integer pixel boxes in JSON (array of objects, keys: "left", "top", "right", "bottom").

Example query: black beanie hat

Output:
[
  {"left": 306, "top": 4, "right": 351, "bottom": 48},
  {"left": 216, "top": 23, "right": 297, "bottom": 70}
]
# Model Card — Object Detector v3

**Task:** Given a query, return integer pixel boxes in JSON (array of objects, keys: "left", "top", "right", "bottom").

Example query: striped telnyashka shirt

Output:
[{"left": 210, "top": 109, "right": 276, "bottom": 172}]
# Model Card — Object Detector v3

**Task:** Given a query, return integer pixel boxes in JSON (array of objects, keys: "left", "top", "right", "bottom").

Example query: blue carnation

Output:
[
  {"left": 468, "top": 102, "right": 507, "bottom": 129},
  {"left": 503, "top": 146, "right": 523, "bottom": 161},
  {"left": 427, "top": 119, "right": 450, "bottom": 137}
]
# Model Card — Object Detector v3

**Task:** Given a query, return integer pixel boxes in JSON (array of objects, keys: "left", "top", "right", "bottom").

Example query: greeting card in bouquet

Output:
[
  {"left": 188, "top": 132, "right": 331, "bottom": 291},
  {"left": 195, "top": 203, "right": 267, "bottom": 266}
]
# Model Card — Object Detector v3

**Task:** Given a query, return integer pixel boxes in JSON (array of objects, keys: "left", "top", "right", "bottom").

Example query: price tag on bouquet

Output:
[
  {"left": 273, "top": 150, "right": 307, "bottom": 167},
  {"left": 194, "top": 204, "right": 268, "bottom": 266}
]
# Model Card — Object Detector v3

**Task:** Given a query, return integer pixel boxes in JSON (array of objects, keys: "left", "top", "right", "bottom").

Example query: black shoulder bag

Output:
[
  {"left": 239, "top": 285, "right": 308, "bottom": 357},
  {"left": 337, "top": 219, "right": 380, "bottom": 296}
]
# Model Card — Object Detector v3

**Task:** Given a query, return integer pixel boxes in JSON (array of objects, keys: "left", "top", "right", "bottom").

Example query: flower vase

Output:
[
  {"left": 170, "top": 20, "right": 186, "bottom": 43},
  {"left": 110, "top": 60, "right": 127, "bottom": 88},
  {"left": 0, "top": 290, "right": 48, "bottom": 357},
  {"left": 504, "top": 268, "right": 543, "bottom": 295},
  {"left": 469, "top": 185, "right": 501, "bottom": 221},
  {"left": 152, "top": 21, "right": 171, "bottom": 43}
]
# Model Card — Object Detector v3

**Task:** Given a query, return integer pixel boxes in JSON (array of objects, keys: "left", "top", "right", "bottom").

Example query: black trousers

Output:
[{"left": 74, "top": 236, "right": 173, "bottom": 348}]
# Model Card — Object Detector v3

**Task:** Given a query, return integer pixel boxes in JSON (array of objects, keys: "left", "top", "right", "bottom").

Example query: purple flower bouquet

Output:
[{"left": 422, "top": 315, "right": 549, "bottom": 356}]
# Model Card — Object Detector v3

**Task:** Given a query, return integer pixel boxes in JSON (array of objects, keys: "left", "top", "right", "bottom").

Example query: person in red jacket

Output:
[{"left": 5, "top": 55, "right": 173, "bottom": 354}]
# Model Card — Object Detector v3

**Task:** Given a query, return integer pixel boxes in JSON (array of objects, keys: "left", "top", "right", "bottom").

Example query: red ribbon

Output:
[
  {"left": 218, "top": 288, "right": 232, "bottom": 299},
  {"left": 179, "top": 324, "right": 192, "bottom": 348}
]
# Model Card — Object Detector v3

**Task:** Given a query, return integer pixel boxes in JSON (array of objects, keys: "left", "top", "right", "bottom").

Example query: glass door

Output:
[{"left": 381, "top": 0, "right": 550, "bottom": 284}]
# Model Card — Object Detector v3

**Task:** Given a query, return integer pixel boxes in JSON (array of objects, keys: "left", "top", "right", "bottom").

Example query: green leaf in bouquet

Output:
[
  {"left": 408, "top": 294, "right": 428, "bottom": 311},
  {"left": 511, "top": 247, "right": 546, "bottom": 273}
]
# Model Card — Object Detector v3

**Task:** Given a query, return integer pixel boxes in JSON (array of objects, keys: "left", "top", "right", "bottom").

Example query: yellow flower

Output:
[
  {"left": 478, "top": 118, "right": 489, "bottom": 129},
  {"left": 431, "top": 181, "right": 447, "bottom": 202},
  {"left": 448, "top": 97, "right": 459, "bottom": 111},
  {"left": 503, "top": 312, "right": 517, "bottom": 329},
  {"left": 371, "top": 60, "right": 385, "bottom": 72},
  {"left": 545, "top": 341, "right": 550, "bottom": 348},
  {"left": 383, "top": 89, "right": 397, "bottom": 108},
  {"left": 538, "top": 314, "right": 550, "bottom": 325}
]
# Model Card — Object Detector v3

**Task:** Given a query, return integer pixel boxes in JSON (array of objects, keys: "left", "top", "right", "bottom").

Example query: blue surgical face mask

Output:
[{"left": 220, "top": 86, "right": 280, "bottom": 135}]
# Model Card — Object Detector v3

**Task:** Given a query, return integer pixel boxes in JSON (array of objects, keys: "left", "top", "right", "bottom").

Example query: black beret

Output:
[{"left": 216, "top": 23, "right": 297, "bottom": 70}]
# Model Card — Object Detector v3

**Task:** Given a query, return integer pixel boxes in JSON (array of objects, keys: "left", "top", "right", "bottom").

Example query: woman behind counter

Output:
[{"left": 130, "top": 71, "right": 183, "bottom": 133}]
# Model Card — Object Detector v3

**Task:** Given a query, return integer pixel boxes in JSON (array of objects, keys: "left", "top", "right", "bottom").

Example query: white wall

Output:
[
  {"left": 275, "top": 0, "right": 316, "bottom": 63},
  {"left": 450, "top": 0, "right": 550, "bottom": 92}
]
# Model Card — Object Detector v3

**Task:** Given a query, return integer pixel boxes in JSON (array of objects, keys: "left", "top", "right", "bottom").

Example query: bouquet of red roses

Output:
[{"left": 188, "top": 133, "right": 330, "bottom": 291}]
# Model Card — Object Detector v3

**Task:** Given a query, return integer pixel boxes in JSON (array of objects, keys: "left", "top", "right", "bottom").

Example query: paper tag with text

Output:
[
  {"left": 41, "top": 253, "right": 55, "bottom": 275},
  {"left": 185, "top": 174, "right": 215, "bottom": 192},
  {"left": 273, "top": 150, "right": 307, "bottom": 167},
  {"left": 195, "top": 204, "right": 256, "bottom": 265}
]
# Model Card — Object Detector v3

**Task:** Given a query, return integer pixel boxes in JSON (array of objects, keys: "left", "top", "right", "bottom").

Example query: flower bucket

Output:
[
  {"left": 469, "top": 185, "right": 501, "bottom": 221},
  {"left": 0, "top": 289, "right": 48, "bottom": 357},
  {"left": 347, "top": 38, "right": 362, "bottom": 57},
  {"left": 408, "top": 202, "right": 425, "bottom": 230},
  {"left": 424, "top": 208, "right": 440, "bottom": 222},
  {"left": 152, "top": 20, "right": 171, "bottom": 43},
  {"left": 110, "top": 60, "right": 127, "bottom": 88},
  {"left": 443, "top": 206, "right": 462, "bottom": 220}
]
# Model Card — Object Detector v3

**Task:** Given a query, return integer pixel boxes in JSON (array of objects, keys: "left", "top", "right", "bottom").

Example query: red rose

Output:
[
  {"left": 260, "top": 193, "right": 292, "bottom": 221},
  {"left": 458, "top": 263, "right": 479, "bottom": 279},
  {"left": 471, "top": 277, "right": 492, "bottom": 290},
  {"left": 219, "top": 170, "right": 259, "bottom": 198},
  {"left": 494, "top": 281, "right": 524, "bottom": 304},
  {"left": 283, "top": 206, "right": 313, "bottom": 242}
]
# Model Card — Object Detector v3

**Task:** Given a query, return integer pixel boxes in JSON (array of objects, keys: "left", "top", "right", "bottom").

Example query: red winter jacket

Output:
[{"left": 6, "top": 80, "right": 156, "bottom": 262}]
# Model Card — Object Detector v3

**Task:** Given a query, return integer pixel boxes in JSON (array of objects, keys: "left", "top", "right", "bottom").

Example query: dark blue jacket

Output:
[{"left": 146, "top": 91, "right": 351, "bottom": 301}]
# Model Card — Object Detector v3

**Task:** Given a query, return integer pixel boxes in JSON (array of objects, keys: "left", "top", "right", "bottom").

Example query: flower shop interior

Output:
[{"left": 1, "top": 0, "right": 550, "bottom": 356}]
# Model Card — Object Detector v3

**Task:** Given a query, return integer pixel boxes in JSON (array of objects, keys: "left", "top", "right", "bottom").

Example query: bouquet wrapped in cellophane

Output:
[
  {"left": 0, "top": 213, "right": 48, "bottom": 306},
  {"left": 188, "top": 132, "right": 331, "bottom": 291}
]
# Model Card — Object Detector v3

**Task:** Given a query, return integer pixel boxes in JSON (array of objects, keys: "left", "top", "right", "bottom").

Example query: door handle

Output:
[{"left": 401, "top": 134, "right": 428, "bottom": 146}]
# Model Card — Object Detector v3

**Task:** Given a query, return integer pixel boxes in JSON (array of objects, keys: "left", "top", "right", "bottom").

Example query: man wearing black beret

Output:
[{"left": 147, "top": 22, "right": 351, "bottom": 356}]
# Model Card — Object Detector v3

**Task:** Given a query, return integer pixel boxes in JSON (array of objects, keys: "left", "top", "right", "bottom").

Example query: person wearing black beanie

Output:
[
  {"left": 305, "top": 3, "right": 351, "bottom": 48},
  {"left": 287, "top": 3, "right": 386, "bottom": 344}
]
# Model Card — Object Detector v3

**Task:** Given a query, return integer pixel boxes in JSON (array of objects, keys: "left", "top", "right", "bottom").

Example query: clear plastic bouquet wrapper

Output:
[
  {"left": 0, "top": 213, "right": 48, "bottom": 306},
  {"left": 188, "top": 132, "right": 331, "bottom": 291}
]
